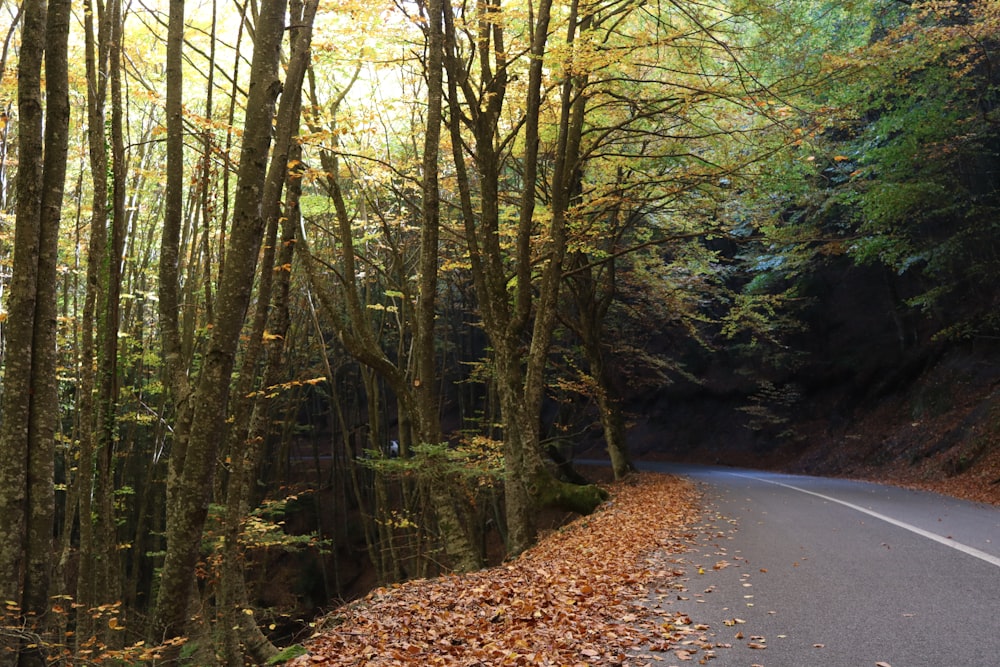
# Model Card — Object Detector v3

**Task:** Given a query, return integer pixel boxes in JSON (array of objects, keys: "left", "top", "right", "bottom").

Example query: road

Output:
[{"left": 635, "top": 463, "right": 1000, "bottom": 667}]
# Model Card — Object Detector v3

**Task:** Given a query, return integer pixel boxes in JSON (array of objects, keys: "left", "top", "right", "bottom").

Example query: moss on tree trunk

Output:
[{"left": 533, "top": 469, "right": 610, "bottom": 515}]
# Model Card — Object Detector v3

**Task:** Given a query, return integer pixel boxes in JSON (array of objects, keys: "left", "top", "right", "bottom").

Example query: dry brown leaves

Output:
[{"left": 292, "top": 473, "right": 701, "bottom": 666}]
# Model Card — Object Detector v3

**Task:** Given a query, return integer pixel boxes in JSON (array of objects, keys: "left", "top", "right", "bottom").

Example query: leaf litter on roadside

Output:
[{"left": 292, "top": 473, "right": 703, "bottom": 665}]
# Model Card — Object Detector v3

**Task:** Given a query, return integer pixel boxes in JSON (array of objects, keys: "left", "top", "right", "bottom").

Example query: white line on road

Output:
[{"left": 734, "top": 473, "right": 1000, "bottom": 569}]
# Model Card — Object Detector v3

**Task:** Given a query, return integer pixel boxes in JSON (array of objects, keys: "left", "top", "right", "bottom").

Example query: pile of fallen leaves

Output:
[{"left": 292, "top": 473, "right": 702, "bottom": 666}]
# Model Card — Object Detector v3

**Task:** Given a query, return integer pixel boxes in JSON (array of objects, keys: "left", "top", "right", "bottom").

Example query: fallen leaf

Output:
[{"left": 292, "top": 474, "right": 703, "bottom": 665}]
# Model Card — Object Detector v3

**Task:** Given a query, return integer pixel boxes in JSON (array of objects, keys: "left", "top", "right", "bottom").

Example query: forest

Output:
[{"left": 1, "top": 0, "right": 998, "bottom": 663}]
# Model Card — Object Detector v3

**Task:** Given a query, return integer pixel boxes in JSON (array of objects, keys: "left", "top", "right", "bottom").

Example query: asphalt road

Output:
[{"left": 636, "top": 462, "right": 1000, "bottom": 667}]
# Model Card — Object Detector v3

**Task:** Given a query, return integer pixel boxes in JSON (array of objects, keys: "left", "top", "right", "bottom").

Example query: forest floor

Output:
[
  {"left": 291, "top": 473, "right": 712, "bottom": 666},
  {"left": 811, "top": 433, "right": 1000, "bottom": 507}
]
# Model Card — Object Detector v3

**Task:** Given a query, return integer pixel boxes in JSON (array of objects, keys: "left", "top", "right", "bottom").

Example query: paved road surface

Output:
[{"left": 636, "top": 463, "right": 1000, "bottom": 667}]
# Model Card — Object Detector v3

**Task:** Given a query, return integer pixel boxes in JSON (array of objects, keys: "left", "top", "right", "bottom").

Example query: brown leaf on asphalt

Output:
[{"left": 291, "top": 473, "right": 701, "bottom": 665}]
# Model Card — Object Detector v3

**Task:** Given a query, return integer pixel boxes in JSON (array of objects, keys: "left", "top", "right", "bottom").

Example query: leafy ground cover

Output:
[{"left": 292, "top": 474, "right": 705, "bottom": 666}]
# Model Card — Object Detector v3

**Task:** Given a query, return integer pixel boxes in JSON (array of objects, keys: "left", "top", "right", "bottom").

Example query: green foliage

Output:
[
  {"left": 738, "top": 379, "right": 802, "bottom": 438},
  {"left": 267, "top": 643, "right": 308, "bottom": 664},
  {"left": 728, "top": 0, "right": 1000, "bottom": 342},
  {"left": 204, "top": 496, "right": 326, "bottom": 553},
  {"left": 179, "top": 639, "right": 200, "bottom": 660},
  {"left": 840, "top": 5, "right": 1000, "bottom": 337},
  {"left": 364, "top": 439, "right": 504, "bottom": 488},
  {"left": 243, "top": 497, "right": 327, "bottom": 551}
]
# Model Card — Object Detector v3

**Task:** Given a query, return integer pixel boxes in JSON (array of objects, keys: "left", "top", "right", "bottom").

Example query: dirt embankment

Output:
[
  {"left": 622, "top": 344, "right": 1000, "bottom": 506},
  {"left": 610, "top": 257, "right": 1000, "bottom": 506},
  {"left": 785, "top": 347, "right": 1000, "bottom": 506}
]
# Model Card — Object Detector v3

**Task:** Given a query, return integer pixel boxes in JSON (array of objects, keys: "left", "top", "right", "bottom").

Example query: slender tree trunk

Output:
[
  {"left": 93, "top": 0, "right": 127, "bottom": 639},
  {"left": 198, "top": 0, "right": 218, "bottom": 326},
  {"left": 75, "top": 0, "right": 111, "bottom": 643},
  {"left": 25, "top": 0, "right": 71, "bottom": 651},
  {"left": 415, "top": 0, "right": 483, "bottom": 574},
  {"left": 583, "top": 338, "right": 633, "bottom": 480},
  {"left": 0, "top": 3, "right": 45, "bottom": 643},
  {"left": 413, "top": 0, "right": 443, "bottom": 449},
  {"left": 577, "top": 275, "right": 634, "bottom": 479},
  {"left": 159, "top": 0, "right": 194, "bottom": 524}
]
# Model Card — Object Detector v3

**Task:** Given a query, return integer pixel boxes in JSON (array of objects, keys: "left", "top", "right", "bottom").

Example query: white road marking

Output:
[{"left": 733, "top": 473, "right": 1000, "bottom": 569}]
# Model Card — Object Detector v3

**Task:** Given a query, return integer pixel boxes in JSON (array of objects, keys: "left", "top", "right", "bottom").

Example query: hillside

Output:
[{"left": 617, "top": 259, "right": 1000, "bottom": 507}]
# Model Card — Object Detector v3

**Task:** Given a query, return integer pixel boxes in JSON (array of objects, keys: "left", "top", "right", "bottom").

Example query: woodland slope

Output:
[{"left": 616, "top": 256, "right": 1000, "bottom": 507}]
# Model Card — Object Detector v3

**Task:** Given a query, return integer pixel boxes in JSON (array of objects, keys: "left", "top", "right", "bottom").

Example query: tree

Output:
[
  {"left": 0, "top": 0, "right": 72, "bottom": 662},
  {"left": 441, "top": 0, "right": 612, "bottom": 555},
  {"left": 73, "top": 0, "right": 114, "bottom": 643},
  {"left": 729, "top": 1, "right": 1000, "bottom": 348},
  {"left": 833, "top": 1, "right": 1000, "bottom": 340},
  {"left": 214, "top": 0, "right": 318, "bottom": 661},
  {"left": 561, "top": 241, "right": 635, "bottom": 480}
]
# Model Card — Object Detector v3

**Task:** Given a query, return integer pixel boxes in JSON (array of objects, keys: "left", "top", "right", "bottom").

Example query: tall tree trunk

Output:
[
  {"left": 565, "top": 251, "right": 634, "bottom": 480},
  {"left": 0, "top": 2, "right": 45, "bottom": 642},
  {"left": 159, "top": 0, "right": 194, "bottom": 522},
  {"left": 415, "top": 0, "right": 483, "bottom": 574},
  {"left": 217, "top": 0, "right": 317, "bottom": 661},
  {"left": 413, "top": 0, "right": 443, "bottom": 450},
  {"left": 75, "top": 0, "right": 111, "bottom": 643},
  {"left": 153, "top": 0, "right": 290, "bottom": 650},
  {"left": 93, "top": 0, "right": 127, "bottom": 639},
  {"left": 0, "top": 0, "right": 72, "bottom": 662},
  {"left": 591, "top": 359, "right": 632, "bottom": 479}
]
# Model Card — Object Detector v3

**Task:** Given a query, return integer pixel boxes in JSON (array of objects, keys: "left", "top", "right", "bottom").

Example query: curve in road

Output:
[{"left": 634, "top": 463, "right": 1000, "bottom": 667}]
